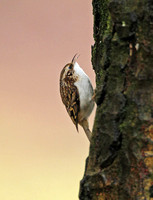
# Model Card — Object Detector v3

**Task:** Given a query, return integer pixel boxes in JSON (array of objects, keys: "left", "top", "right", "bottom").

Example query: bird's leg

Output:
[{"left": 79, "top": 119, "right": 92, "bottom": 142}]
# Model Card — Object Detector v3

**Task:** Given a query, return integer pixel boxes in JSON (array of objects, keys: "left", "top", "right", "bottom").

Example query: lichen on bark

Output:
[{"left": 79, "top": 0, "right": 153, "bottom": 199}]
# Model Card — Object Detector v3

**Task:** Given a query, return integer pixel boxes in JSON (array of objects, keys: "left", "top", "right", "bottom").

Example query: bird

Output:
[{"left": 60, "top": 54, "right": 94, "bottom": 142}]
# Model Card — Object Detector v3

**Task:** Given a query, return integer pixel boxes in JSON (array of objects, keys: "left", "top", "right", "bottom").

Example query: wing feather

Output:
[{"left": 60, "top": 83, "right": 80, "bottom": 131}]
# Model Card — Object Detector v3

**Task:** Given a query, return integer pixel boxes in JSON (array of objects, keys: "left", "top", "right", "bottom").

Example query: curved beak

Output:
[{"left": 71, "top": 53, "right": 80, "bottom": 64}]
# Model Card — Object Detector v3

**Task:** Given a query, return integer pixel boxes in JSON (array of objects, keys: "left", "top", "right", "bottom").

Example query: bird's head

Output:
[{"left": 60, "top": 54, "right": 80, "bottom": 83}]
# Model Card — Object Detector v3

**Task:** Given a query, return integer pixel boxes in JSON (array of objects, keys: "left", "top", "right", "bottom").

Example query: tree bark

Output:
[{"left": 79, "top": 0, "right": 153, "bottom": 199}]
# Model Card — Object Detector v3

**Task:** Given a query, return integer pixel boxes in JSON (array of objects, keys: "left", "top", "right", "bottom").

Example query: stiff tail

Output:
[{"left": 79, "top": 119, "right": 92, "bottom": 142}]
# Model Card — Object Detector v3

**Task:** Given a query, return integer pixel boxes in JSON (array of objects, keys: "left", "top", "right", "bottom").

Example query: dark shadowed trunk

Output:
[{"left": 79, "top": 0, "right": 153, "bottom": 199}]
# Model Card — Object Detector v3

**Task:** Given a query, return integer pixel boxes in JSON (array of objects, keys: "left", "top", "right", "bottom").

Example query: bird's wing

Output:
[{"left": 60, "top": 83, "right": 80, "bottom": 131}]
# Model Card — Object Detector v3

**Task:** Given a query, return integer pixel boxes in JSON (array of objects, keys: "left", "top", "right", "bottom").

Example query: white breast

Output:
[{"left": 74, "top": 62, "right": 94, "bottom": 120}]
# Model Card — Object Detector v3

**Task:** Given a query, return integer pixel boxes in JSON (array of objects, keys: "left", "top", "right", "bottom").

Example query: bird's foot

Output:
[{"left": 92, "top": 89, "right": 96, "bottom": 101}]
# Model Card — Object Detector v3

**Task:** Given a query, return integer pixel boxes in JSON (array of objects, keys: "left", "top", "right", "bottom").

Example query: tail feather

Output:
[{"left": 79, "top": 119, "right": 92, "bottom": 142}]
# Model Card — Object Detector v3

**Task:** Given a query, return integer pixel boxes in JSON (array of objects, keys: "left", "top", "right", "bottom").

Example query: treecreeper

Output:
[{"left": 60, "top": 54, "right": 95, "bottom": 142}]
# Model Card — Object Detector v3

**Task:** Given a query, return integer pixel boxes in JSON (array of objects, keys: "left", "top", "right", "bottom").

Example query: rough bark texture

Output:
[{"left": 79, "top": 0, "right": 153, "bottom": 199}]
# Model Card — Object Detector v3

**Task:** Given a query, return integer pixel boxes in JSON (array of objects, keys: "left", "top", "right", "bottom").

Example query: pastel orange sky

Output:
[{"left": 0, "top": 1, "right": 95, "bottom": 199}]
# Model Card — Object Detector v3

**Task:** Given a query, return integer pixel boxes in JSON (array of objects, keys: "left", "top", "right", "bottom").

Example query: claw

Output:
[{"left": 92, "top": 89, "right": 96, "bottom": 101}]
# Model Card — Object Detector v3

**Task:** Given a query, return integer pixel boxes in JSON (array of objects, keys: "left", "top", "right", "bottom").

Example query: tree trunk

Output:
[{"left": 79, "top": 0, "right": 153, "bottom": 199}]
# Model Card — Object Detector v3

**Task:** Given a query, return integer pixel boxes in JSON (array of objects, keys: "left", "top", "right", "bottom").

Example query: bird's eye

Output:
[{"left": 68, "top": 64, "right": 73, "bottom": 70}]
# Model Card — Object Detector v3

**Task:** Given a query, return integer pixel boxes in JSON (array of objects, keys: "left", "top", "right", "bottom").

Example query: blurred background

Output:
[{"left": 0, "top": 1, "right": 95, "bottom": 199}]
